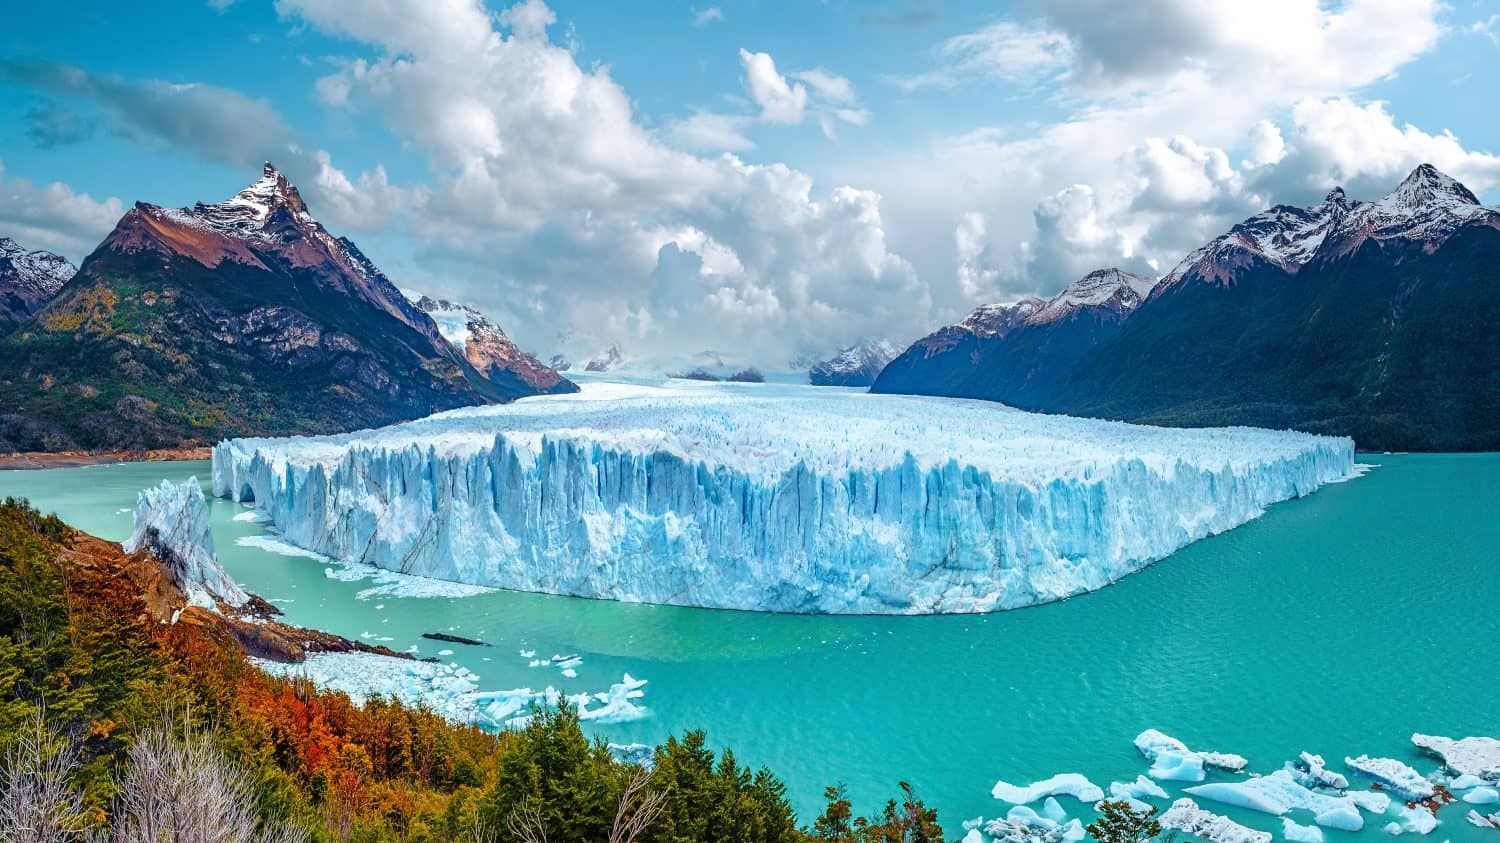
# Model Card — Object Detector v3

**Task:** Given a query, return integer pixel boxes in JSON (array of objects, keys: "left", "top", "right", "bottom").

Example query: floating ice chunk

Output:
[
  {"left": 519, "top": 649, "right": 536, "bottom": 659},
  {"left": 212, "top": 381, "right": 1355, "bottom": 614},
  {"left": 963, "top": 831, "right": 984, "bottom": 843},
  {"left": 562, "top": 668, "right": 577, "bottom": 678},
  {"left": 1289, "top": 752, "right": 1348, "bottom": 790},
  {"left": 1344, "top": 755, "right": 1436, "bottom": 801},
  {"left": 1348, "top": 791, "right": 1392, "bottom": 814},
  {"left": 1466, "top": 788, "right": 1500, "bottom": 805},
  {"left": 1041, "top": 798, "right": 1067, "bottom": 823},
  {"left": 1386, "top": 806, "right": 1437, "bottom": 836},
  {"left": 1468, "top": 809, "right": 1500, "bottom": 830},
  {"left": 606, "top": 742, "right": 653, "bottom": 768},
  {"left": 1282, "top": 818, "right": 1324, "bottom": 843},
  {"left": 1135, "top": 730, "right": 1247, "bottom": 782},
  {"left": 1185, "top": 771, "right": 1363, "bottom": 831},
  {"left": 1411, "top": 734, "right": 1500, "bottom": 781},
  {"left": 992, "top": 773, "right": 1105, "bottom": 804},
  {"left": 126, "top": 479, "right": 249, "bottom": 608},
  {"left": 1452, "top": 774, "right": 1488, "bottom": 790},
  {"left": 232, "top": 509, "right": 269, "bottom": 522},
  {"left": 1160, "top": 798, "right": 1272, "bottom": 843},
  {"left": 1111, "top": 775, "right": 1170, "bottom": 802}
]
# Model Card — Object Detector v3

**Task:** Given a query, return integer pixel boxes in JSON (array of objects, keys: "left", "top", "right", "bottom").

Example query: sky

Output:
[{"left": 2, "top": 0, "right": 1499, "bottom": 365}]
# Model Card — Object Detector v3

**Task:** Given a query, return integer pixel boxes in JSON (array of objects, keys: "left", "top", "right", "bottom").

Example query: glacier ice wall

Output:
[
  {"left": 212, "top": 381, "right": 1355, "bottom": 614},
  {"left": 126, "top": 478, "right": 249, "bottom": 608}
]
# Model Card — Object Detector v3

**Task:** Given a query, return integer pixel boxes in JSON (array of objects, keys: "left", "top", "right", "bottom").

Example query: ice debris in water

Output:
[
  {"left": 1383, "top": 805, "right": 1438, "bottom": 836},
  {"left": 1282, "top": 818, "right": 1324, "bottom": 843},
  {"left": 967, "top": 806, "right": 1087, "bottom": 843},
  {"left": 1184, "top": 770, "right": 1364, "bottom": 831},
  {"left": 1160, "top": 798, "right": 1271, "bottom": 843},
  {"left": 212, "top": 380, "right": 1355, "bottom": 614},
  {"left": 1344, "top": 755, "right": 1436, "bottom": 801},
  {"left": 1289, "top": 752, "right": 1349, "bottom": 790},
  {"left": 1135, "top": 729, "right": 1248, "bottom": 782},
  {"left": 1468, "top": 809, "right": 1500, "bottom": 830},
  {"left": 125, "top": 478, "right": 249, "bottom": 609},
  {"left": 1466, "top": 788, "right": 1500, "bottom": 805},
  {"left": 1411, "top": 734, "right": 1500, "bottom": 782},
  {"left": 991, "top": 773, "right": 1104, "bottom": 805}
]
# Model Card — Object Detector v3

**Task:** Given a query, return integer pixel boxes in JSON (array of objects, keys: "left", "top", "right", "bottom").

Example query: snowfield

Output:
[{"left": 212, "top": 380, "right": 1355, "bottom": 614}]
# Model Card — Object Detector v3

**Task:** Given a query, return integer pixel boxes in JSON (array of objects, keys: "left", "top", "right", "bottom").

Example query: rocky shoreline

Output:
[{"left": 0, "top": 446, "right": 213, "bottom": 470}]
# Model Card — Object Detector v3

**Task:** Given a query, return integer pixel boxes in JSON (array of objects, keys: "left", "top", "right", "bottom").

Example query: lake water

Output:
[{"left": 1, "top": 453, "right": 1495, "bottom": 842}]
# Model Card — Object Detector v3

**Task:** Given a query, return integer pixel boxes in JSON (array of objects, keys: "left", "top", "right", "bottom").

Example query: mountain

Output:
[
  {"left": 0, "top": 163, "right": 553, "bottom": 453},
  {"left": 873, "top": 268, "right": 1156, "bottom": 403},
  {"left": 409, "top": 294, "right": 576, "bottom": 396},
  {"left": 807, "top": 339, "right": 902, "bottom": 386},
  {"left": 873, "top": 165, "right": 1500, "bottom": 451},
  {"left": 0, "top": 236, "right": 75, "bottom": 332}
]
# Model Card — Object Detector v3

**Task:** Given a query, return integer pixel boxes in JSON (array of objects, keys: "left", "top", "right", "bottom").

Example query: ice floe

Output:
[
  {"left": 1411, "top": 734, "right": 1500, "bottom": 782},
  {"left": 1282, "top": 818, "right": 1324, "bottom": 843},
  {"left": 991, "top": 773, "right": 1105, "bottom": 804},
  {"left": 1466, "top": 788, "right": 1500, "bottom": 805},
  {"left": 1383, "top": 805, "right": 1437, "bottom": 835},
  {"left": 1344, "top": 755, "right": 1436, "bottom": 801},
  {"left": 1184, "top": 771, "right": 1363, "bottom": 831},
  {"left": 1135, "top": 729, "right": 1248, "bottom": 782},
  {"left": 1468, "top": 809, "right": 1500, "bottom": 830},
  {"left": 1289, "top": 752, "right": 1349, "bottom": 791},
  {"left": 212, "top": 380, "right": 1355, "bottom": 614},
  {"left": 1160, "top": 798, "right": 1272, "bottom": 843}
]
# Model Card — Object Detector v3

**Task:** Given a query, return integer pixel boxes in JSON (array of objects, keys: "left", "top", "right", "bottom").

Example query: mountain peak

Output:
[{"left": 1388, "top": 163, "right": 1481, "bottom": 207}]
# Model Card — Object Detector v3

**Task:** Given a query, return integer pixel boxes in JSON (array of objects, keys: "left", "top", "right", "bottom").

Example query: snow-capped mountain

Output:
[
  {"left": 584, "top": 344, "right": 624, "bottom": 373},
  {"left": 408, "top": 294, "right": 576, "bottom": 395},
  {"left": 0, "top": 236, "right": 75, "bottom": 330},
  {"left": 874, "top": 267, "right": 1156, "bottom": 399},
  {"left": 807, "top": 339, "right": 901, "bottom": 387},
  {"left": 0, "top": 163, "right": 550, "bottom": 452},
  {"left": 877, "top": 164, "right": 1500, "bottom": 451}
]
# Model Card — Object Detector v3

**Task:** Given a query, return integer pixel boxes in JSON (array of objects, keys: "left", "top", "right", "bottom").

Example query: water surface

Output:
[{"left": 2, "top": 454, "right": 1495, "bottom": 841}]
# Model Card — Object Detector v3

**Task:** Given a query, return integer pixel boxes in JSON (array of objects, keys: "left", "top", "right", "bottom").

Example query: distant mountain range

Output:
[
  {"left": 874, "top": 164, "right": 1500, "bottom": 451},
  {"left": 808, "top": 339, "right": 901, "bottom": 387},
  {"left": 0, "top": 164, "right": 572, "bottom": 452},
  {"left": 0, "top": 237, "right": 75, "bottom": 332},
  {"left": 409, "top": 294, "right": 576, "bottom": 397}
]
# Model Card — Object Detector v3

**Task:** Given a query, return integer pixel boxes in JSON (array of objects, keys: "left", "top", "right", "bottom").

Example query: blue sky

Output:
[{"left": 2, "top": 0, "right": 1498, "bottom": 364}]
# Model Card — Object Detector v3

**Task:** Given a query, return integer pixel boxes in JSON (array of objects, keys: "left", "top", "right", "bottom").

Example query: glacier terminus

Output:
[{"left": 212, "top": 380, "right": 1356, "bottom": 614}]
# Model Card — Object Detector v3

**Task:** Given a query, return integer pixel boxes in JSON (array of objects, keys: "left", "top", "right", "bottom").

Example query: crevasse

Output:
[{"left": 212, "top": 382, "right": 1355, "bottom": 614}]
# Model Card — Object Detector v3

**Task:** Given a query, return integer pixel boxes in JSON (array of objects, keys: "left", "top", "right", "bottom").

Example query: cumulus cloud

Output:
[
  {"left": 865, "top": 0, "right": 1468, "bottom": 300},
  {"left": 274, "top": 0, "right": 925, "bottom": 360},
  {"left": 0, "top": 160, "right": 125, "bottom": 259}
]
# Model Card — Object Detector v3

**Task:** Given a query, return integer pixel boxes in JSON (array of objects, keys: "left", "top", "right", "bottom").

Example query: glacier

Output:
[
  {"left": 212, "top": 380, "right": 1355, "bottom": 614},
  {"left": 125, "top": 478, "right": 249, "bottom": 609}
]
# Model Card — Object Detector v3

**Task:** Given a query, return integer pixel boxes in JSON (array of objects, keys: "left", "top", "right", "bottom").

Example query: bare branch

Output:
[
  {"left": 506, "top": 797, "right": 548, "bottom": 843},
  {"left": 609, "top": 767, "right": 668, "bottom": 843},
  {"left": 0, "top": 706, "right": 89, "bottom": 843}
]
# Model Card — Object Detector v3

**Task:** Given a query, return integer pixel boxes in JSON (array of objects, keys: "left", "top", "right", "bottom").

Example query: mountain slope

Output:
[
  {"left": 808, "top": 339, "right": 901, "bottom": 386},
  {"left": 872, "top": 268, "right": 1156, "bottom": 404},
  {"left": 0, "top": 164, "right": 556, "bottom": 452},
  {"left": 874, "top": 165, "right": 1500, "bottom": 451},
  {"left": 410, "top": 294, "right": 577, "bottom": 396},
  {"left": 0, "top": 236, "right": 75, "bottom": 332}
]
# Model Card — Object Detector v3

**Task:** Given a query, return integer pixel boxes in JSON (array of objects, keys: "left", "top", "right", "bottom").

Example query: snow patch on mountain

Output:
[
  {"left": 807, "top": 339, "right": 901, "bottom": 386},
  {"left": 0, "top": 236, "right": 75, "bottom": 323}
]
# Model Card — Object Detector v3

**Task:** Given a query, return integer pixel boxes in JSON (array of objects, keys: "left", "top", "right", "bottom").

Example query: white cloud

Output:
[
  {"left": 954, "top": 211, "right": 1003, "bottom": 300},
  {"left": 692, "top": 6, "right": 723, "bottom": 26},
  {"left": 275, "top": 0, "right": 926, "bottom": 360},
  {"left": 892, "top": 20, "right": 1072, "bottom": 90},
  {"left": 0, "top": 160, "right": 125, "bottom": 260},
  {"left": 664, "top": 110, "right": 755, "bottom": 152},
  {"left": 739, "top": 49, "right": 809, "bottom": 125}
]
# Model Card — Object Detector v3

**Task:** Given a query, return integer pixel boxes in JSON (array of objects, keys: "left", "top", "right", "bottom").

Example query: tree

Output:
[
  {"left": 811, "top": 784, "right": 855, "bottom": 842},
  {"left": 855, "top": 782, "right": 942, "bottom": 843},
  {"left": 0, "top": 706, "right": 89, "bottom": 843},
  {"left": 1087, "top": 800, "right": 1162, "bottom": 843}
]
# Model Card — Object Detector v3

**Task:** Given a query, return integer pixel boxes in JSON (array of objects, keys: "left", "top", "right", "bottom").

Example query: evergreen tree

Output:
[{"left": 1087, "top": 800, "right": 1162, "bottom": 843}]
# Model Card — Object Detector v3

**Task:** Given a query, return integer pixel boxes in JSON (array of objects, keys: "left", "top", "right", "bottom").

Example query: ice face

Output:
[
  {"left": 124, "top": 478, "right": 249, "bottom": 609},
  {"left": 213, "top": 381, "right": 1356, "bottom": 614}
]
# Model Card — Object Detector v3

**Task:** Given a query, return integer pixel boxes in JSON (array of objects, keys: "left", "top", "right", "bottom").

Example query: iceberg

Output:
[
  {"left": 1469, "top": 809, "right": 1500, "bottom": 830},
  {"left": 1110, "top": 775, "right": 1170, "bottom": 802},
  {"left": 125, "top": 478, "right": 249, "bottom": 609},
  {"left": 212, "top": 380, "right": 1356, "bottom": 614},
  {"left": 1348, "top": 791, "right": 1392, "bottom": 814},
  {"left": 1282, "top": 818, "right": 1324, "bottom": 843},
  {"left": 1159, "top": 798, "right": 1272, "bottom": 843},
  {"left": 1184, "top": 771, "right": 1364, "bottom": 831},
  {"left": 1466, "top": 788, "right": 1500, "bottom": 805},
  {"left": 1289, "top": 752, "right": 1348, "bottom": 791},
  {"left": 1135, "top": 729, "right": 1248, "bottom": 782},
  {"left": 1385, "top": 806, "right": 1437, "bottom": 836},
  {"left": 992, "top": 773, "right": 1105, "bottom": 804},
  {"left": 1411, "top": 734, "right": 1500, "bottom": 781},
  {"left": 1344, "top": 755, "right": 1436, "bottom": 801}
]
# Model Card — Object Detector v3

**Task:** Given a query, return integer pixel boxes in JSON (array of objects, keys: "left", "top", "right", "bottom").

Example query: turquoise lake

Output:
[{"left": 1, "top": 453, "right": 1495, "bottom": 841}]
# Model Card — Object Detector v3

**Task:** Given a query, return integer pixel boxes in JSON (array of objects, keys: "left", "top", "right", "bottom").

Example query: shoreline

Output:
[{"left": 0, "top": 446, "right": 212, "bottom": 470}]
